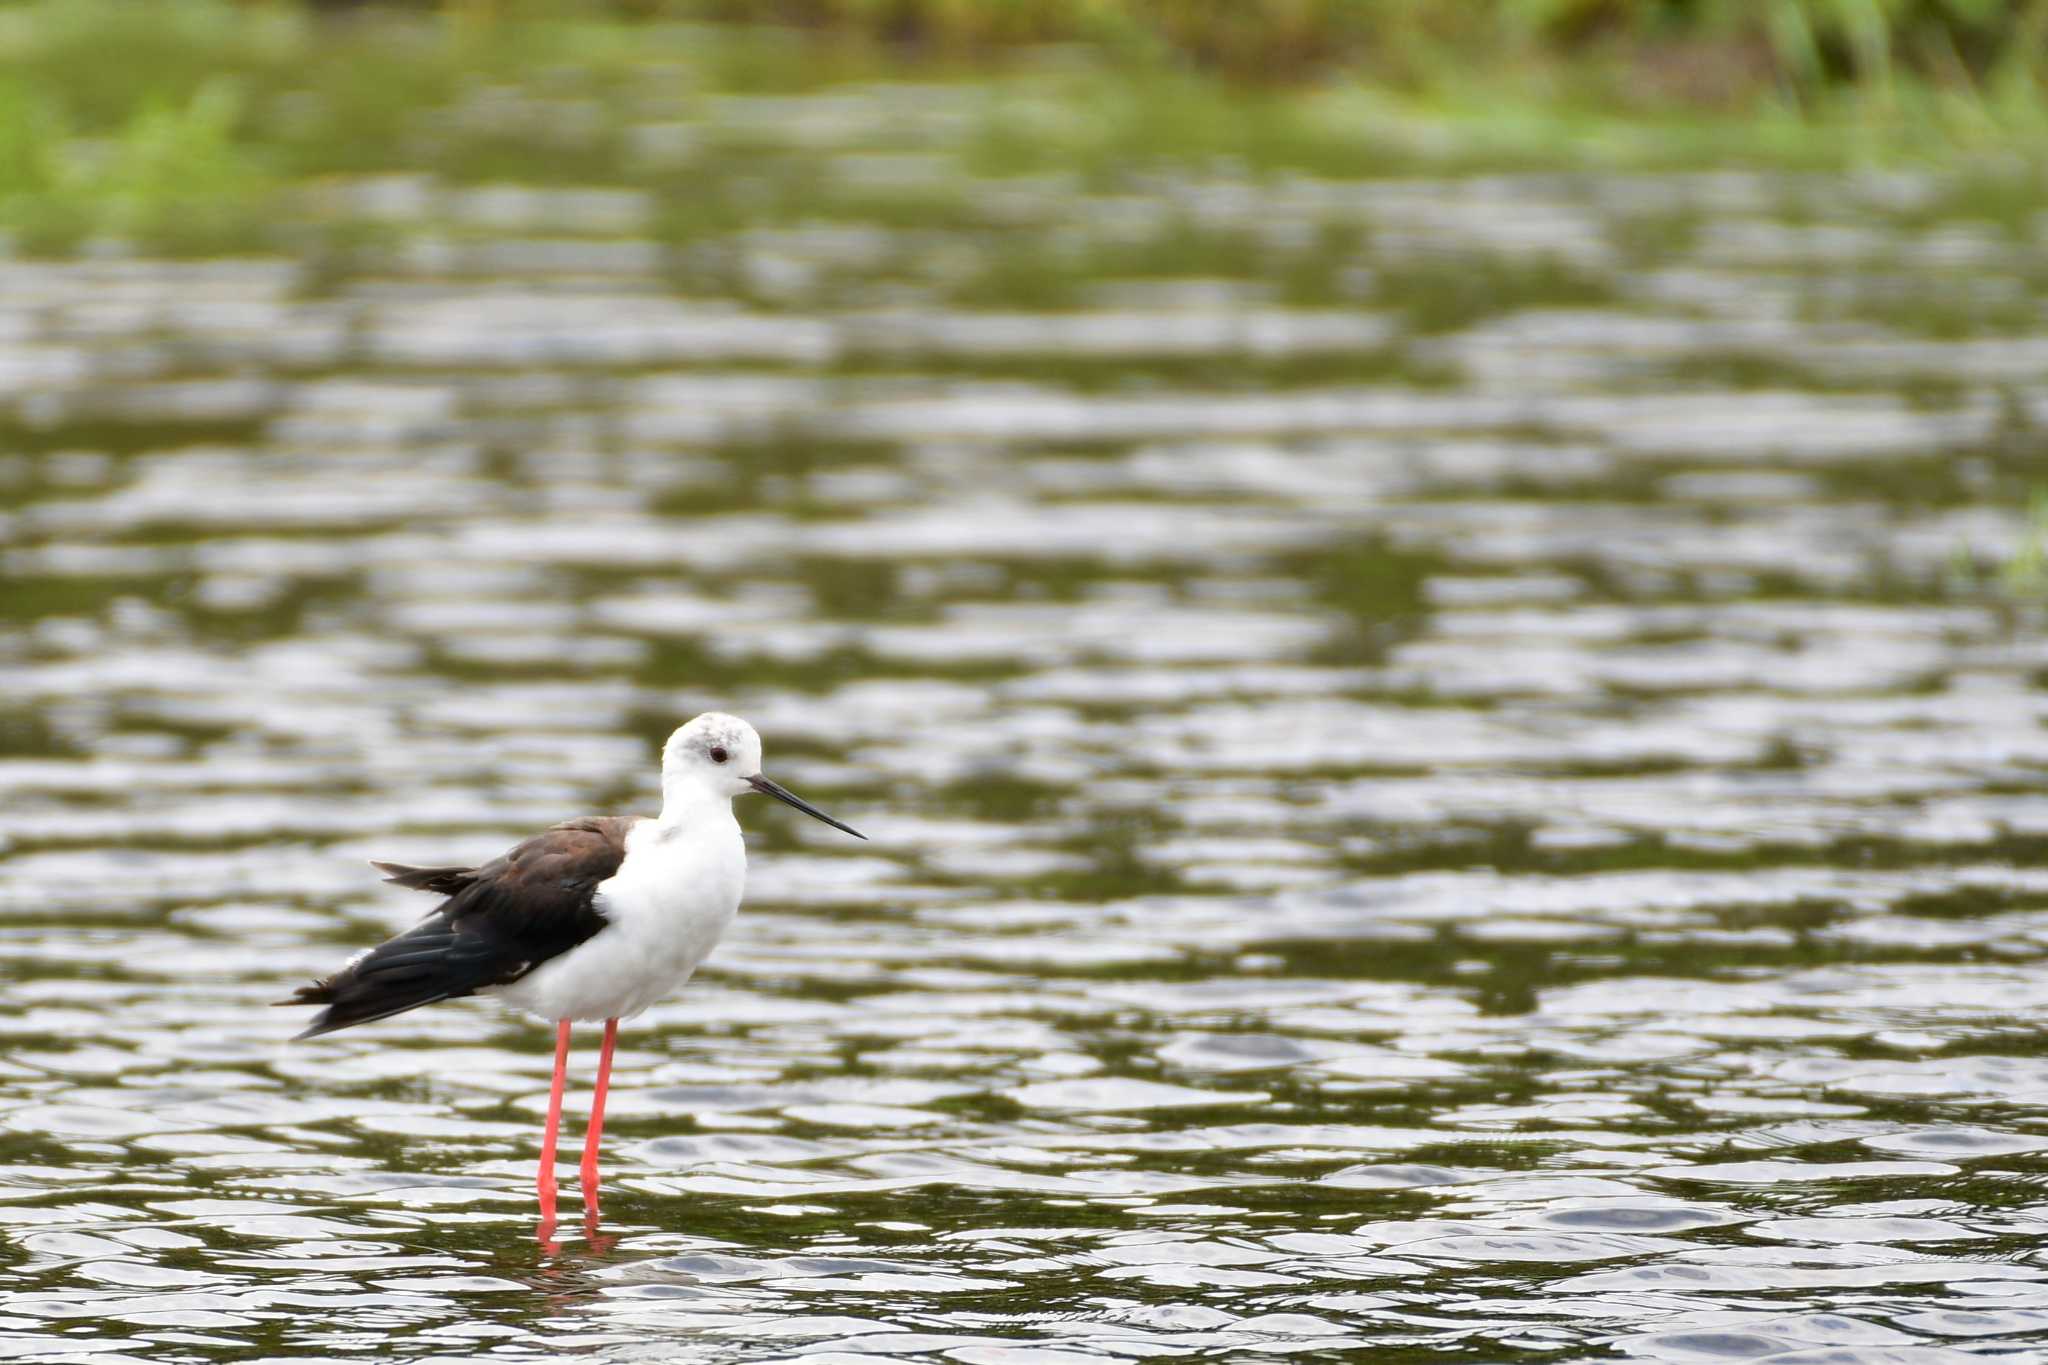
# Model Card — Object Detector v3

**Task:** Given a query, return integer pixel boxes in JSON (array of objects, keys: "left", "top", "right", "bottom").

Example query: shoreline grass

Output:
[
  {"left": 0, "top": 2, "right": 2046, "bottom": 257},
  {"left": 410, "top": 0, "right": 2048, "bottom": 100}
]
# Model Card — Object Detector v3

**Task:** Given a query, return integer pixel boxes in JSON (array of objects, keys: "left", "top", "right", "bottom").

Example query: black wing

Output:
[{"left": 278, "top": 816, "right": 635, "bottom": 1039}]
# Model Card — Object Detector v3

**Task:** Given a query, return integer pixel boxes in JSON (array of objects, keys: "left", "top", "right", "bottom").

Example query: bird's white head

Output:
[
  {"left": 662, "top": 711, "right": 763, "bottom": 800},
  {"left": 659, "top": 712, "right": 865, "bottom": 839}
]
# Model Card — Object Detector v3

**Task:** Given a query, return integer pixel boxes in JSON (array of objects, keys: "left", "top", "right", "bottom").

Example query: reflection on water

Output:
[{"left": 4, "top": 58, "right": 2048, "bottom": 1365}]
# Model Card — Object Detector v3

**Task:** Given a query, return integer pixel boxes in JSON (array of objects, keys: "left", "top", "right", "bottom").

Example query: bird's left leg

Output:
[{"left": 580, "top": 1017, "right": 619, "bottom": 1210}]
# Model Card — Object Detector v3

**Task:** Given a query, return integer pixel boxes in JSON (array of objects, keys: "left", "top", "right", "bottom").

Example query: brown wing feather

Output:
[
  {"left": 372, "top": 862, "right": 476, "bottom": 895},
  {"left": 280, "top": 816, "right": 637, "bottom": 1038}
]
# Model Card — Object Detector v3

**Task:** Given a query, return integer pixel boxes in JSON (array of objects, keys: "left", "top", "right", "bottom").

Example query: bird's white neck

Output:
[{"left": 657, "top": 773, "right": 734, "bottom": 828}]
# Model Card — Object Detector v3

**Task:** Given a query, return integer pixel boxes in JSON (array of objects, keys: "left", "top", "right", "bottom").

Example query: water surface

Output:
[{"left": 4, "top": 59, "right": 2048, "bottom": 1364}]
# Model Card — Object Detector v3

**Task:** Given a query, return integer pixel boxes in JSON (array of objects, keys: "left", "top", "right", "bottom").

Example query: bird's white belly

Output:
[{"left": 492, "top": 814, "right": 745, "bottom": 1024}]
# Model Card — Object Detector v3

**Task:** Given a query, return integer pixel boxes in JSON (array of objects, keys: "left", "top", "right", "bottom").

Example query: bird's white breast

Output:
[{"left": 494, "top": 812, "right": 747, "bottom": 1023}]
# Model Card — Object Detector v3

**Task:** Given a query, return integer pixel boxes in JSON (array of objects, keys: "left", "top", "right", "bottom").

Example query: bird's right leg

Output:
[{"left": 537, "top": 1019, "right": 572, "bottom": 1222}]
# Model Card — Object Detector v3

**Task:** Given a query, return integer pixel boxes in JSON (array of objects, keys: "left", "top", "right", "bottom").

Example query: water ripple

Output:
[{"left": 3, "top": 53, "right": 2047, "bottom": 1365}]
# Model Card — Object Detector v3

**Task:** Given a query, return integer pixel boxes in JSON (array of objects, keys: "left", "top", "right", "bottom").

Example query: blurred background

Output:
[{"left": 6, "top": 1, "right": 2048, "bottom": 1359}]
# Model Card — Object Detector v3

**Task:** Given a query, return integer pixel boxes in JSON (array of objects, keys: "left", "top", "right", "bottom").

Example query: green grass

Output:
[
  {"left": 568, "top": 0, "right": 2048, "bottom": 97},
  {"left": 0, "top": 0, "right": 2046, "bottom": 256}
]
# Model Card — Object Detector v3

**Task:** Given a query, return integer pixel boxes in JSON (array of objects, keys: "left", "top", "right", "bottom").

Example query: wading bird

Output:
[{"left": 278, "top": 714, "right": 865, "bottom": 1222}]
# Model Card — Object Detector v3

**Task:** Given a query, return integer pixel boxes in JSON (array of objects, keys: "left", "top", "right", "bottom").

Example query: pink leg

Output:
[
  {"left": 580, "top": 1018, "right": 619, "bottom": 1211},
  {"left": 537, "top": 1019, "right": 572, "bottom": 1221}
]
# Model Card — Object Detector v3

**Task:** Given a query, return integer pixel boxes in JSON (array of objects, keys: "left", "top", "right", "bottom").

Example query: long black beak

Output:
[{"left": 747, "top": 774, "right": 867, "bottom": 840}]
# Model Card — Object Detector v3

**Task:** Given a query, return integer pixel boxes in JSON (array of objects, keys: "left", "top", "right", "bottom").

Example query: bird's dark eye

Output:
[{"left": 709, "top": 746, "right": 728, "bottom": 764}]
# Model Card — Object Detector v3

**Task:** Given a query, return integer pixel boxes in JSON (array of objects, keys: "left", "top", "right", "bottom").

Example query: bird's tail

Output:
[
  {"left": 274, "top": 973, "right": 462, "bottom": 1040},
  {"left": 272, "top": 978, "right": 345, "bottom": 1040},
  {"left": 274, "top": 923, "right": 487, "bottom": 1039}
]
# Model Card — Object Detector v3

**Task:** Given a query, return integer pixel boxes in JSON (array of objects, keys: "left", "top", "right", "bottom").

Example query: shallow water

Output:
[{"left": 5, "top": 63, "right": 2048, "bottom": 1365}]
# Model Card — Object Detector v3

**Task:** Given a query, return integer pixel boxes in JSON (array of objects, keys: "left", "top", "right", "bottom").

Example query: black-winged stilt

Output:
[{"left": 278, "top": 713, "right": 866, "bottom": 1221}]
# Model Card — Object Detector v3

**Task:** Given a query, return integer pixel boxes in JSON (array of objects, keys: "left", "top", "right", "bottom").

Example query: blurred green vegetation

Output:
[
  {"left": 2006, "top": 487, "right": 2048, "bottom": 598},
  {"left": 659, "top": 0, "right": 2048, "bottom": 98},
  {"left": 0, "top": 0, "right": 2045, "bottom": 255}
]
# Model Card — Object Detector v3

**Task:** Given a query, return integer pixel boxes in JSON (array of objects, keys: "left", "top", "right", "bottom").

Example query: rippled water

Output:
[{"left": 5, "top": 62, "right": 2048, "bottom": 1365}]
